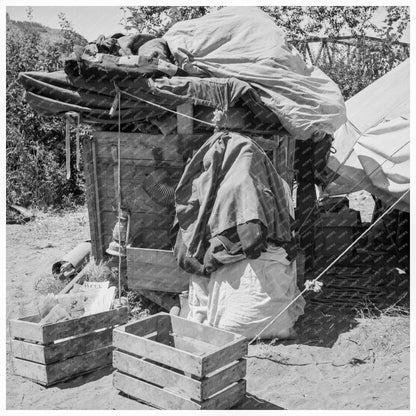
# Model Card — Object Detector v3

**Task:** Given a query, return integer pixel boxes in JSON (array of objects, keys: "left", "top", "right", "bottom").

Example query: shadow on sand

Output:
[{"left": 233, "top": 393, "right": 284, "bottom": 410}]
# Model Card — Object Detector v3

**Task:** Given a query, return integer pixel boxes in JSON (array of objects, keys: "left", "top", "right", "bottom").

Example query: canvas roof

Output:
[{"left": 326, "top": 58, "right": 410, "bottom": 212}]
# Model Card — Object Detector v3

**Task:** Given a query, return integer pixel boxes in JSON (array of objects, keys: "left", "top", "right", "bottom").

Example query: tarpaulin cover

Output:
[
  {"left": 164, "top": 6, "right": 346, "bottom": 139},
  {"left": 174, "top": 131, "right": 294, "bottom": 260},
  {"left": 327, "top": 59, "right": 410, "bottom": 212},
  {"left": 18, "top": 6, "right": 345, "bottom": 139}
]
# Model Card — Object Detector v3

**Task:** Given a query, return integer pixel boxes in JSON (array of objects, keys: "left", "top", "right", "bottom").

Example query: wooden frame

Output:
[{"left": 10, "top": 307, "right": 128, "bottom": 386}]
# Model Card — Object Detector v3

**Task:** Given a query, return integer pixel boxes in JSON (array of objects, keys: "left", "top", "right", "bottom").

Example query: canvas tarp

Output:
[
  {"left": 18, "top": 7, "right": 346, "bottom": 139},
  {"left": 326, "top": 58, "right": 410, "bottom": 212},
  {"left": 164, "top": 6, "right": 346, "bottom": 139}
]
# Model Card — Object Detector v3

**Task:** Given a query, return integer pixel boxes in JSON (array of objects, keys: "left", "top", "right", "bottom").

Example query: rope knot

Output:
[{"left": 304, "top": 279, "right": 323, "bottom": 293}]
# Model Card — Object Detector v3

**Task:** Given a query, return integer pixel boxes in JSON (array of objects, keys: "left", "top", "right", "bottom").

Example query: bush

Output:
[{"left": 6, "top": 13, "right": 87, "bottom": 209}]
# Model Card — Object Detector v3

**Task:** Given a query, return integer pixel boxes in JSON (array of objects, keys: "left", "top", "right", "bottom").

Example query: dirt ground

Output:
[{"left": 6, "top": 205, "right": 410, "bottom": 410}]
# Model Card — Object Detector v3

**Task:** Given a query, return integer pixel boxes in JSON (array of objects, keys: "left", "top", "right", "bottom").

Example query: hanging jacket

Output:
[{"left": 173, "top": 131, "right": 295, "bottom": 273}]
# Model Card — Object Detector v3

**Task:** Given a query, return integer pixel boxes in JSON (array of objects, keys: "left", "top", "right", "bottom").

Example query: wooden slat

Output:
[
  {"left": 10, "top": 317, "right": 44, "bottom": 343},
  {"left": 201, "top": 337, "right": 248, "bottom": 377},
  {"left": 11, "top": 339, "right": 46, "bottom": 365},
  {"left": 46, "top": 346, "right": 113, "bottom": 385},
  {"left": 200, "top": 379, "right": 246, "bottom": 410},
  {"left": 91, "top": 138, "right": 104, "bottom": 259},
  {"left": 168, "top": 314, "right": 242, "bottom": 347},
  {"left": 12, "top": 328, "right": 113, "bottom": 364},
  {"left": 113, "top": 371, "right": 202, "bottom": 410},
  {"left": 120, "top": 315, "right": 159, "bottom": 337},
  {"left": 170, "top": 335, "right": 218, "bottom": 356},
  {"left": 113, "top": 328, "right": 203, "bottom": 376},
  {"left": 127, "top": 249, "right": 189, "bottom": 293},
  {"left": 82, "top": 137, "right": 101, "bottom": 260},
  {"left": 41, "top": 307, "right": 128, "bottom": 344},
  {"left": 113, "top": 350, "right": 201, "bottom": 400},
  {"left": 127, "top": 248, "right": 180, "bottom": 267},
  {"left": 200, "top": 359, "right": 246, "bottom": 400},
  {"left": 13, "top": 346, "right": 113, "bottom": 386},
  {"left": 94, "top": 133, "right": 182, "bottom": 161},
  {"left": 114, "top": 352, "right": 246, "bottom": 402},
  {"left": 113, "top": 371, "right": 246, "bottom": 410},
  {"left": 12, "top": 357, "right": 48, "bottom": 384}
]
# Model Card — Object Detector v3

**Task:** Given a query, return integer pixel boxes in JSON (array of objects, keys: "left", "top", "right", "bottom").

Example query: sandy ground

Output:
[{"left": 6, "top": 206, "right": 410, "bottom": 410}]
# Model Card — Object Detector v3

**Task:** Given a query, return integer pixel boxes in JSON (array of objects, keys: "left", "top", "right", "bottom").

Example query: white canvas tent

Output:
[{"left": 326, "top": 58, "right": 410, "bottom": 212}]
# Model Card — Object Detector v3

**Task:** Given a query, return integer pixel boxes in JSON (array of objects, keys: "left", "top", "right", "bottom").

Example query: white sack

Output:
[{"left": 188, "top": 247, "right": 305, "bottom": 339}]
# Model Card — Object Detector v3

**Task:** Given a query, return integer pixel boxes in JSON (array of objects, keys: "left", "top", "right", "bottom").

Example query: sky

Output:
[
  {"left": 6, "top": 5, "right": 411, "bottom": 43},
  {"left": 6, "top": 6, "right": 126, "bottom": 41}
]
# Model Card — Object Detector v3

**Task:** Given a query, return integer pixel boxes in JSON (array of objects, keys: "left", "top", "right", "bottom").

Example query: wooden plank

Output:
[
  {"left": 13, "top": 345, "right": 113, "bottom": 386},
  {"left": 200, "top": 359, "right": 246, "bottom": 400},
  {"left": 201, "top": 337, "right": 248, "bottom": 377},
  {"left": 200, "top": 379, "right": 246, "bottom": 410},
  {"left": 91, "top": 138, "right": 105, "bottom": 259},
  {"left": 169, "top": 314, "right": 241, "bottom": 347},
  {"left": 12, "top": 357, "right": 48, "bottom": 385},
  {"left": 41, "top": 307, "right": 128, "bottom": 344},
  {"left": 94, "top": 133, "right": 182, "bottom": 161},
  {"left": 10, "top": 317, "right": 44, "bottom": 343},
  {"left": 11, "top": 339, "right": 46, "bottom": 365},
  {"left": 113, "top": 328, "right": 203, "bottom": 376},
  {"left": 113, "top": 371, "right": 202, "bottom": 410},
  {"left": 127, "top": 263, "right": 189, "bottom": 293},
  {"left": 127, "top": 248, "right": 181, "bottom": 267},
  {"left": 113, "top": 350, "right": 202, "bottom": 400},
  {"left": 170, "top": 335, "right": 218, "bottom": 356},
  {"left": 12, "top": 328, "right": 113, "bottom": 364},
  {"left": 82, "top": 136, "right": 101, "bottom": 261},
  {"left": 127, "top": 249, "right": 189, "bottom": 293},
  {"left": 120, "top": 314, "right": 159, "bottom": 337},
  {"left": 45, "top": 345, "right": 113, "bottom": 385}
]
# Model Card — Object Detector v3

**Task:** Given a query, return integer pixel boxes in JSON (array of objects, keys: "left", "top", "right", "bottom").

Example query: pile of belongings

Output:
[
  {"left": 18, "top": 6, "right": 348, "bottom": 338},
  {"left": 172, "top": 131, "right": 306, "bottom": 339},
  {"left": 18, "top": 6, "right": 346, "bottom": 140},
  {"left": 38, "top": 281, "right": 116, "bottom": 325}
]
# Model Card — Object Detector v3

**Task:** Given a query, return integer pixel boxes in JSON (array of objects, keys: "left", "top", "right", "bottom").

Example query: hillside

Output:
[{"left": 6, "top": 15, "right": 87, "bottom": 47}]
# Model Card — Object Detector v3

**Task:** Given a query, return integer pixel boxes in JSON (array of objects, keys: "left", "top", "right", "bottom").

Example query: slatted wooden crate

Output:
[
  {"left": 10, "top": 306, "right": 128, "bottom": 386},
  {"left": 113, "top": 312, "right": 248, "bottom": 410}
]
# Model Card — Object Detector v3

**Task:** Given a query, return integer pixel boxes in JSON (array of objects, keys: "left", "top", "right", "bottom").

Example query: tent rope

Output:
[
  {"left": 116, "top": 90, "right": 122, "bottom": 302},
  {"left": 248, "top": 188, "right": 409, "bottom": 345},
  {"left": 113, "top": 84, "right": 216, "bottom": 128}
]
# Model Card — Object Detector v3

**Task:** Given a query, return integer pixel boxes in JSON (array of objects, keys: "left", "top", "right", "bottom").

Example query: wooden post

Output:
[{"left": 82, "top": 137, "right": 102, "bottom": 261}]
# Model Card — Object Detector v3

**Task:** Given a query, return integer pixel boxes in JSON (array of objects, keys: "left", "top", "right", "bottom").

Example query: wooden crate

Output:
[
  {"left": 10, "top": 306, "right": 128, "bottom": 386},
  {"left": 127, "top": 247, "right": 189, "bottom": 293},
  {"left": 113, "top": 312, "right": 248, "bottom": 410}
]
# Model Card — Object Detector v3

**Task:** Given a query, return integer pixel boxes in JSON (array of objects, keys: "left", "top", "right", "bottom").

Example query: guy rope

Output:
[{"left": 249, "top": 188, "right": 410, "bottom": 345}]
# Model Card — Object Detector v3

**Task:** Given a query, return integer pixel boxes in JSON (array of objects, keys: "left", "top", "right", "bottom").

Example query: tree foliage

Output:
[{"left": 6, "top": 13, "right": 88, "bottom": 209}]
